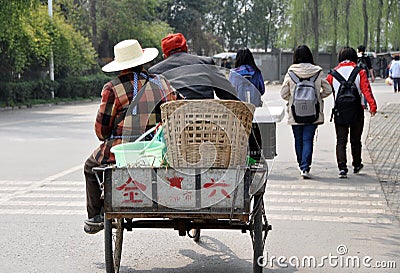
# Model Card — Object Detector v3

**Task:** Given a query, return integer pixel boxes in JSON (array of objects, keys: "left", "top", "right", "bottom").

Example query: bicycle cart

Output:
[
  {"left": 95, "top": 162, "right": 271, "bottom": 273},
  {"left": 92, "top": 72, "right": 277, "bottom": 272}
]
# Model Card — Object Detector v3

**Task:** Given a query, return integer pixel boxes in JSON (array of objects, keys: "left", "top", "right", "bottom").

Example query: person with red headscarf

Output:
[{"left": 149, "top": 33, "right": 238, "bottom": 100}]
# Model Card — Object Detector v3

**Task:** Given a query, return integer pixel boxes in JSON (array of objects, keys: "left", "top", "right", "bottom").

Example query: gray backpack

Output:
[{"left": 288, "top": 71, "right": 321, "bottom": 123}]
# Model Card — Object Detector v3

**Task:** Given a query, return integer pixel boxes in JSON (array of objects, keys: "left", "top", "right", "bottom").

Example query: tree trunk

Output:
[
  {"left": 312, "top": 0, "right": 319, "bottom": 62},
  {"left": 376, "top": 0, "right": 383, "bottom": 52},
  {"left": 362, "top": 0, "right": 368, "bottom": 47},
  {"left": 345, "top": 0, "right": 350, "bottom": 45},
  {"left": 331, "top": 0, "right": 339, "bottom": 65},
  {"left": 89, "top": 0, "right": 98, "bottom": 55}
]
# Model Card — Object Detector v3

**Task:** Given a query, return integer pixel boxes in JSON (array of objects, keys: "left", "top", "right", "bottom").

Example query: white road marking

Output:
[{"left": 0, "top": 164, "right": 83, "bottom": 204}]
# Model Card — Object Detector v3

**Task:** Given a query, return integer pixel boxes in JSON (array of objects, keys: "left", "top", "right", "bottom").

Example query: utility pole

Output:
[{"left": 48, "top": 0, "right": 54, "bottom": 99}]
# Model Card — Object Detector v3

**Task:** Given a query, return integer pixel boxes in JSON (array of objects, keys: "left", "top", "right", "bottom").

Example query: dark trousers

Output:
[
  {"left": 334, "top": 116, "right": 364, "bottom": 171},
  {"left": 84, "top": 155, "right": 103, "bottom": 219},
  {"left": 393, "top": 78, "right": 400, "bottom": 92}
]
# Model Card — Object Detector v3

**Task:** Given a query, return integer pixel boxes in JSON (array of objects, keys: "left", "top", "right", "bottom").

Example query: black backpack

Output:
[{"left": 330, "top": 67, "right": 363, "bottom": 125}]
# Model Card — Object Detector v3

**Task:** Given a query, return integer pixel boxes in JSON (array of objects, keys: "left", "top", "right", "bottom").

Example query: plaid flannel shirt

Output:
[{"left": 92, "top": 70, "right": 177, "bottom": 164}]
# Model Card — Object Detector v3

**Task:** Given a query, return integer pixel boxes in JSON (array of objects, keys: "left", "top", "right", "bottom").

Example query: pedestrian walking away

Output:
[
  {"left": 228, "top": 48, "right": 265, "bottom": 106},
  {"left": 357, "top": 45, "right": 375, "bottom": 110},
  {"left": 327, "top": 46, "right": 377, "bottom": 179},
  {"left": 389, "top": 55, "right": 400, "bottom": 93},
  {"left": 83, "top": 39, "right": 178, "bottom": 234},
  {"left": 280, "top": 45, "right": 332, "bottom": 179}
]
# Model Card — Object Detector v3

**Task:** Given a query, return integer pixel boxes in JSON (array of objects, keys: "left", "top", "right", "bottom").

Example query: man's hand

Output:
[
  {"left": 370, "top": 69, "right": 375, "bottom": 83},
  {"left": 370, "top": 110, "right": 376, "bottom": 117}
]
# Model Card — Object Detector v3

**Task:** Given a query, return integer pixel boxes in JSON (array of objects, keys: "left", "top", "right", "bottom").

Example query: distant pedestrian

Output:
[
  {"left": 389, "top": 55, "right": 400, "bottom": 93},
  {"left": 377, "top": 56, "right": 388, "bottom": 78},
  {"left": 327, "top": 46, "right": 377, "bottom": 179},
  {"left": 229, "top": 48, "right": 265, "bottom": 106},
  {"left": 357, "top": 45, "right": 375, "bottom": 83},
  {"left": 221, "top": 57, "right": 232, "bottom": 69},
  {"left": 357, "top": 45, "right": 375, "bottom": 110},
  {"left": 280, "top": 45, "right": 332, "bottom": 179}
]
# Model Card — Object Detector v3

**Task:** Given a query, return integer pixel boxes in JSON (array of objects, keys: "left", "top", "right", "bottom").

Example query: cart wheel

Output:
[
  {"left": 190, "top": 229, "right": 201, "bottom": 242},
  {"left": 105, "top": 218, "right": 124, "bottom": 273},
  {"left": 251, "top": 194, "right": 269, "bottom": 273}
]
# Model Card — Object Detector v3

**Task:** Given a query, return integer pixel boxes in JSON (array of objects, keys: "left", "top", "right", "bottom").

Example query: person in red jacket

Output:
[{"left": 326, "top": 46, "right": 377, "bottom": 179}]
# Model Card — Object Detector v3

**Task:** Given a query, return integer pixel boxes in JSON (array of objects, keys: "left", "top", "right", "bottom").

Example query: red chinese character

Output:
[
  {"left": 166, "top": 176, "right": 184, "bottom": 189},
  {"left": 116, "top": 177, "right": 147, "bottom": 203},
  {"left": 203, "top": 178, "right": 231, "bottom": 198}
]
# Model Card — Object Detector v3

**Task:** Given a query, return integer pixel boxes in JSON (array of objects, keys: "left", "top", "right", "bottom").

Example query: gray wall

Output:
[{"left": 254, "top": 51, "right": 337, "bottom": 82}]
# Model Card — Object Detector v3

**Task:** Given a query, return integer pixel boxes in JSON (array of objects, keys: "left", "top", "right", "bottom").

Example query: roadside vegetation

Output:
[{"left": 1, "top": 0, "right": 399, "bottom": 107}]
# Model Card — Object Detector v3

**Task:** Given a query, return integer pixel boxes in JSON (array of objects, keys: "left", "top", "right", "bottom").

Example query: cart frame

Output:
[{"left": 95, "top": 163, "right": 271, "bottom": 273}]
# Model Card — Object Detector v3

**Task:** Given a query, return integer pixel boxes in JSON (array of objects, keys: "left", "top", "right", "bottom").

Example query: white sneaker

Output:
[{"left": 301, "top": 170, "right": 310, "bottom": 179}]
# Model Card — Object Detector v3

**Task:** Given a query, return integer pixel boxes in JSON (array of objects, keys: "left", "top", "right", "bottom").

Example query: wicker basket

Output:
[{"left": 161, "top": 100, "right": 255, "bottom": 168}]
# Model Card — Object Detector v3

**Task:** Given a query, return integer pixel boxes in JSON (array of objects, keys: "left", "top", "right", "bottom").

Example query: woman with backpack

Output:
[
  {"left": 229, "top": 48, "right": 265, "bottom": 106},
  {"left": 326, "top": 46, "right": 377, "bottom": 179},
  {"left": 281, "top": 45, "right": 332, "bottom": 179}
]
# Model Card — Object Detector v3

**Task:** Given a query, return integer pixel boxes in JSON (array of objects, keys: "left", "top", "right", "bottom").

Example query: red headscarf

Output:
[{"left": 161, "top": 33, "right": 188, "bottom": 57}]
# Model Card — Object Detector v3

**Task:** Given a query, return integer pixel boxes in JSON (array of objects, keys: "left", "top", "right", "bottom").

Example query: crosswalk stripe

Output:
[
  {"left": 0, "top": 187, "right": 85, "bottom": 193},
  {"left": 266, "top": 205, "right": 387, "bottom": 214},
  {"left": 266, "top": 213, "right": 393, "bottom": 224},
  {"left": 0, "top": 209, "right": 85, "bottom": 215},
  {"left": 5, "top": 201, "right": 84, "bottom": 207},
  {"left": 0, "top": 181, "right": 83, "bottom": 186},
  {"left": 266, "top": 190, "right": 383, "bottom": 198},
  {"left": 267, "top": 184, "right": 381, "bottom": 191},
  {"left": 265, "top": 197, "right": 386, "bottom": 206},
  {"left": 17, "top": 193, "right": 84, "bottom": 198}
]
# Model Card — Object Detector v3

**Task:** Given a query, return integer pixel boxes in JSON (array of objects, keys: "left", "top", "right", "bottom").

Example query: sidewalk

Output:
[
  {"left": 366, "top": 103, "right": 400, "bottom": 221},
  {"left": 262, "top": 79, "right": 400, "bottom": 272}
]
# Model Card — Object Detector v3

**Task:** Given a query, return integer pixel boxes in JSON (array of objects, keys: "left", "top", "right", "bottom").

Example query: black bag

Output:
[
  {"left": 330, "top": 67, "right": 363, "bottom": 125},
  {"left": 357, "top": 56, "right": 370, "bottom": 78}
]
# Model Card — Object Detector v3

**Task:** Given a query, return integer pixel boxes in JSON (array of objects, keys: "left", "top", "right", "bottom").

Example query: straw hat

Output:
[{"left": 102, "top": 39, "right": 159, "bottom": 72}]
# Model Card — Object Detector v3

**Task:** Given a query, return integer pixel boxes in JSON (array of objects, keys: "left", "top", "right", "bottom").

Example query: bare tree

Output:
[
  {"left": 362, "top": 0, "right": 368, "bottom": 47},
  {"left": 312, "top": 0, "right": 319, "bottom": 61},
  {"left": 345, "top": 0, "right": 351, "bottom": 45},
  {"left": 376, "top": 0, "right": 383, "bottom": 52}
]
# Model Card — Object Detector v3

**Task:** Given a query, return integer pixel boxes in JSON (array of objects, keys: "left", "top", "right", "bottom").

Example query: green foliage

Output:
[
  {"left": 0, "top": 1, "right": 98, "bottom": 81},
  {"left": 56, "top": 73, "right": 111, "bottom": 99},
  {"left": 0, "top": 73, "right": 111, "bottom": 107},
  {"left": 278, "top": 0, "right": 400, "bottom": 52},
  {"left": 96, "top": 0, "right": 173, "bottom": 58}
]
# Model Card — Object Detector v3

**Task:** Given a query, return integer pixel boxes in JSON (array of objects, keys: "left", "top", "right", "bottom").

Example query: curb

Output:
[{"left": 0, "top": 99, "right": 96, "bottom": 112}]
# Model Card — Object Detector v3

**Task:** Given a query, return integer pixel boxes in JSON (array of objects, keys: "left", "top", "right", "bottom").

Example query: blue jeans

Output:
[{"left": 292, "top": 124, "right": 317, "bottom": 172}]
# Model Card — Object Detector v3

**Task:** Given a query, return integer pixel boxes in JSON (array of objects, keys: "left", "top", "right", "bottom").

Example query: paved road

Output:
[{"left": 0, "top": 79, "right": 399, "bottom": 272}]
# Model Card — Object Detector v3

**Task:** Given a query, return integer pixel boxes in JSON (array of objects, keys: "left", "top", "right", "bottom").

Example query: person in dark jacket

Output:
[{"left": 148, "top": 33, "right": 238, "bottom": 100}]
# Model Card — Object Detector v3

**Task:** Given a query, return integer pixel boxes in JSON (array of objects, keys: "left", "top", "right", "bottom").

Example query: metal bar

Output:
[
  {"left": 122, "top": 219, "right": 252, "bottom": 231},
  {"left": 195, "top": 169, "right": 201, "bottom": 208},
  {"left": 105, "top": 212, "right": 249, "bottom": 222},
  {"left": 151, "top": 168, "right": 158, "bottom": 209}
]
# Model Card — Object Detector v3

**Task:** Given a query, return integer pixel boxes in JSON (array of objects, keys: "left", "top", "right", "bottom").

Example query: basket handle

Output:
[
  {"left": 133, "top": 123, "right": 160, "bottom": 143},
  {"left": 138, "top": 123, "right": 163, "bottom": 155}
]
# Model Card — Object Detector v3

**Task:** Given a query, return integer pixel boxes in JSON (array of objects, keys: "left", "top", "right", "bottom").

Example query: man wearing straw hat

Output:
[
  {"left": 149, "top": 33, "right": 238, "bottom": 100},
  {"left": 83, "top": 39, "right": 177, "bottom": 234}
]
